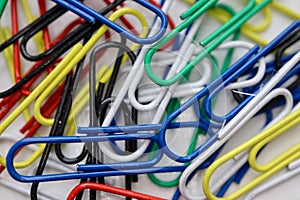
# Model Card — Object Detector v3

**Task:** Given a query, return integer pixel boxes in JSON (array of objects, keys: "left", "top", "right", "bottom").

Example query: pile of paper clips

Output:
[{"left": 0, "top": 0, "right": 300, "bottom": 199}]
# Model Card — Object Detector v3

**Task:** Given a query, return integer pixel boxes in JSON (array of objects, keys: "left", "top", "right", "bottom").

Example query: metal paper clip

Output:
[
  {"left": 203, "top": 101, "right": 300, "bottom": 200},
  {"left": 67, "top": 182, "right": 165, "bottom": 200},
  {"left": 52, "top": 0, "right": 168, "bottom": 44}
]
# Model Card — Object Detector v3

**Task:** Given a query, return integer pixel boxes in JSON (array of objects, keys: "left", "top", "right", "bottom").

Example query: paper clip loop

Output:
[
  {"left": 67, "top": 182, "right": 166, "bottom": 200},
  {"left": 245, "top": 158, "right": 300, "bottom": 200},
  {"left": 144, "top": 0, "right": 271, "bottom": 86},
  {"left": 52, "top": 0, "right": 168, "bottom": 44},
  {"left": 203, "top": 103, "right": 300, "bottom": 200},
  {"left": 0, "top": 0, "right": 7, "bottom": 18},
  {"left": 177, "top": 20, "right": 300, "bottom": 199}
]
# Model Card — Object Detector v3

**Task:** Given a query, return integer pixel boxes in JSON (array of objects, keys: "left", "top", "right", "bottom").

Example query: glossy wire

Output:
[
  {"left": 232, "top": 26, "right": 300, "bottom": 110},
  {"left": 127, "top": 14, "right": 206, "bottom": 112},
  {"left": 179, "top": 49, "right": 300, "bottom": 199},
  {"left": 0, "top": 0, "right": 124, "bottom": 98},
  {"left": 0, "top": 0, "right": 7, "bottom": 18},
  {"left": 97, "top": 2, "right": 206, "bottom": 163},
  {"left": 0, "top": 2, "right": 80, "bottom": 170},
  {"left": 2, "top": 135, "right": 74, "bottom": 200},
  {"left": 52, "top": 0, "right": 167, "bottom": 44},
  {"left": 30, "top": 6, "right": 115, "bottom": 195},
  {"left": 101, "top": 0, "right": 172, "bottom": 127},
  {"left": 202, "top": 94, "right": 300, "bottom": 200},
  {"left": 201, "top": 41, "right": 267, "bottom": 124},
  {"left": 53, "top": 35, "right": 93, "bottom": 165},
  {"left": 67, "top": 182, "right": 166, "bottom": 200},
  {"left": 180, "top": 86, "right": 293, "bottom": 199},
  {"left": 30, "top": 74, "right": 76, "bottom": 200},
  {"left": 144, "top": 0, "right": 271, "bottom": 86},
  {"left": 45, "top": 41, "right": 260, "bottom": 174},
  {"left": 0, "top": 17, "right": 82, "bottom": 121},
  {"left": 172, "top": 27, "right": 241, "bottom": 197},
  {"left": 0, "top": 1, "right": 298, "bottom": 198},
  {"left": 77, "top": 44, "right": 258, "bottom": 165},
  {"left": 19, "top": 0, "right": 124, "bottom": 62},
  {"left": 244, "top": 158, "right": 300, "bottom": 200},
  {"left": 84, "top": 39, "right": 137, "bottom": 199}
]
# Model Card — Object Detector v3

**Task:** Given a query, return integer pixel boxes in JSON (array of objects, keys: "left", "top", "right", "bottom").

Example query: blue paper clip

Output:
[{"left": 51, "top": 0, "right": 168, "bottom": 44}]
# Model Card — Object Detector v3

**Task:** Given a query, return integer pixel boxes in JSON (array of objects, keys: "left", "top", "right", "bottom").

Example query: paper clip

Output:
[
  {"left": 0, "top": 85, "right": 64, "bottom": 169},
  {"left": 179, "top": 87, "right": 293, "bottom": 199},
  {"left": 207, "top": 2, "right": 270, "bottom": 46},
  {"left": 0, "top": 136, "right": 72, "bottom": 200},
  {"left": 177, "top": 20, "right": 300, "bottom": 199},
  {"left": 1, "top": 1, "right": 299, "bottom": 199},
  {"left": 262, "top": 0, "right": 300, "bottom": 19},
  {"left": 0, "top": 0, "right": 128, "bottom": 102},
  {"left": 6, "top": 67, "right": 211, "bottom": 184},
  {"left": 52, "top": 0, "right": 168, "bottom": 44},
  {"left": 53, "top": 40, "right": 135, "bottom": 166},
  {"left": 0, "top": 25, "right": 64, "bottom": 170},
  {"left": 27, "top": 8, "right": 147, "bottom": 198},
  {"left": 232, "top": 27, "right": 300, "bottom": 112},
  {"left": 176, "top": 58, "right": 288, "bottom": 199},
  {"left": 85, "top": 7, "right": 211, "bottom": 162},
  {"left": 17, "top": 2, "right": 122, "bottom": 62},
  {"left": 0, "top": 1, "right": 46, "bottom": 97},
  {"left": 6, "top": 58, "right": 294, "bottom": 185},
  {"left": 184, "top": 84, "right": 294, "bottom": 200},
  {"left": 5, "top": 133, "right": 159, "bottom": 182},
  {"left": 95, "top": 0, "right": 173, "bottom": 131},
  {"left": 0, "top": 0, "right": 7, "bottom": 18},
  {"left": 244, "top": 158, "right": 300, "bottom": 200},
  {"left": 5, "top": 126, "right": 227, "bottom": 183},
  {"left": 67, "top": 182, "right": 166, "bottom": 200},
  {"left": 30, "top": 74, "right": 86, "bottom": 199},
  {"left": 144, "top": 0, "right": 271, "bottom": 86},
  {"left": 77, "top": 42, "right": 262, "bottom": 164},
  {"left": 203, "top": 100, "right": 300, "bottom": 200},
  {"left": 2, "top": 39, "right": 272, "bottom": 182},
  {"left": 72, "top": 20, "right": 297, "bottom": 168},
  {"left": 275, "top": 27, "right": 300, "bottom": 67},
  {"left": 88, "top": 39, "right": 139, "bottom": 195},
  {"left": 0, "top": 7, "right": 148, "bottom": 135}
]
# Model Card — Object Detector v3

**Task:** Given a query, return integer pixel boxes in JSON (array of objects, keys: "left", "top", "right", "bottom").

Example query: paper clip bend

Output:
[
  {"left": 0, "top": 7, "right": 148, "bottom": 134},
  {"left": 0, "top": 5, "right": 66, "bottom": 58},
  {"left": 77, "top": 44, "right": 259, "bottom": 164},
  {"left": 244, "top": 158, "right": 300, "bottom": 200},
  {"left": 79, "top": 24, "right": 297, "bottom": 164},
  {"left": 67, "top": 182, "right": 166, "bottom": 200},
  {"left": 52, "top": 0, "right": 168, "bottom": 44},
  {"left": 178, "top": 21, "right": 300, "bottom": 199},
  {"left": 0, "top": 2, "right": 126, "bottom": 99},
  {"left": 0, "top": 0, "right": 7, "bottom": 18},
  {"left": 19, "top": 1, "right": 127, "bottom": 62},
  {"left": 3, "top": 133, "right": 212, "bottom": 183},
  {"left": 144, "top": 0, "right": 271, "bottom": 86},
  {"left": 179, "top": 86, "right": 293, "bottom": 199},
  {"left": 203, "top": 99, "right": 300, "bottom": 200},
  {"left": 6, "top": 124, "right": 220, "bottom": 183}
]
